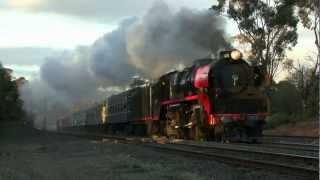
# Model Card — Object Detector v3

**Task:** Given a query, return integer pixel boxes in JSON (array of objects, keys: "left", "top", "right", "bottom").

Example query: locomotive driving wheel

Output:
[
  {"left": 188, "top": 107, "right": 207, "bottom": 140},
  {"left": 165, "top": 110, "right": 180, "bottom": 139}
]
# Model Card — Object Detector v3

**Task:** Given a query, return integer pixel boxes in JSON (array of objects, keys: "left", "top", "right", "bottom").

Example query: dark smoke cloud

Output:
[
  {"left": 126, "top": 2, "right": 230, "bottom": 77},
  {"left": 21, "top": 2, "right": 231, "bottom": 129},
  {"left": 90, "top": 18, "right": 140, "bottom": 85},
  {"left": 40, "top": 47, "right": 100, "bottom": 101},
  {"left": 90, "top": 2, "right": 230, "bottom": 82}
]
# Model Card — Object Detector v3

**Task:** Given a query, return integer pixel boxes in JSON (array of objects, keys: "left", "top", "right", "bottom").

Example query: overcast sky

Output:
[{"left": 0, "top": 0, "right": 316, "bottom": 80}]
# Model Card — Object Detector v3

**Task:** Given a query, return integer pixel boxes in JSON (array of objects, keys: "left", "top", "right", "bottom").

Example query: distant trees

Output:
[
  {"left": 284, "top": 57, "right": 319, "bottom": 117},
  {"left": 291, "top": 0, "right": 319, "bottom": 117},
  {"left": 275, "top": 0, "right": 320, "bottom": 118},
  {"left": 265, "top": 80, "right": 301, "bottom": 128},
  {"left": 296, "top": 0, "right": 320, "bottom": 64},
  {"left": 212, "top": 0, "right": 299, "bottom": 83},
  {"left": 270, "top": 81, "right": 302, "bottom": 115},
  {"left": 0, "top": 62, "right": 24, "bottom": 123}
]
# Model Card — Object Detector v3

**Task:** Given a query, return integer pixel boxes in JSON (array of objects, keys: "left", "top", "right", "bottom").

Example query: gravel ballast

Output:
[{"left": 0, "top": 127, "right": 304, "bottom": 180}]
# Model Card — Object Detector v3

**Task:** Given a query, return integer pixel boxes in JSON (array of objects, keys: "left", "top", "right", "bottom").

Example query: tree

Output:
[
  {"left": 284, "top": 57, "right": 319, "bottom": 116},
  {"left": 212, "top": 0, "right": 299, "bottom": 83},
  {"left": 0, "top": 62, "right": 24, "bottom": 123},
  {"left": 296, "top": 0, "right": 320, "bottom": 72},
  {"left": 271, "top": 80, "right": 302, "bottom": 115}
]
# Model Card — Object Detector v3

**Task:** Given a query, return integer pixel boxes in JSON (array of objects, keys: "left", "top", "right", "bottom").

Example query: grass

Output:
[{"left": 265, "top": 112, "right": 290, "bottom": 129}]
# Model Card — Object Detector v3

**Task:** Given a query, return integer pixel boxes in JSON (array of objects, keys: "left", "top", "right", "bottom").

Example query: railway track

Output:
[
  {"left": 262, "top": 135, "right": 319, "bottom": 145},
  {"left": 146, "top": 142, "right": 318, "bottom": 179},
  {"left": 264, "top": 141, "right": 318, "bottom": 149},
  {"left": 225, "top": 141, "right": 319, "bottom": 157},
  {"left": 261, "top": 141, "right": 318, "bottom": 153},
  {"left": 52, "top": 131, "right": 319, "bottom": 179}
]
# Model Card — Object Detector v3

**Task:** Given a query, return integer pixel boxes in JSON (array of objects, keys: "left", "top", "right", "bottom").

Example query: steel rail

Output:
[
  {"left": 224, "top": 141, "right": 319, "bottom": 155},
  {"left": 264, "top": 135, "right": 319, "bottom": 140},
  {"left": 262, "top": 135, "right": 319, "bottom": 144},
  {"left": 170, "top": 141, "right": 318, "bottom": 168},
  {"left": 144, "top": 143, "right": 318, "bottom": 179},
  {"left": 170, "top": 138, "right": 319, "bottom": 156},
  {"left": 261, "top": 141, "right": 319, "bottom": 152}
]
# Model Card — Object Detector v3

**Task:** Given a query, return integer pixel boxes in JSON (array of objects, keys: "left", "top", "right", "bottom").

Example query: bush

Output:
[
  {"left": 270, "top": 81, "right": 302, "bottom": 115},
  {"left": 265, "top": 112, "right": 290, "bottom": 129}
]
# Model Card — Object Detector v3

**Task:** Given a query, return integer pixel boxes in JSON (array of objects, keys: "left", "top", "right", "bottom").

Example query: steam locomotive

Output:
[{"left": 59, "top": 49, "right": 268, "bottom": 142}]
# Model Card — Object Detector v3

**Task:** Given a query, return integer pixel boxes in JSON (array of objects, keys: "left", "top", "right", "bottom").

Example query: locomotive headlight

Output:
[{"left": 230, "top": 50, "right": 242, "bottom": 61}]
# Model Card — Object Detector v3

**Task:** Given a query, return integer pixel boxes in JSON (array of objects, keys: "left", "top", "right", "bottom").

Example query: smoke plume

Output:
[{"left": 20, "top": 2, "right": 231, "bottom": 129}]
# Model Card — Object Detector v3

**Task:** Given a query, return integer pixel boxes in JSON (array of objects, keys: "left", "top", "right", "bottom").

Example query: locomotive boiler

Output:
[{"left": 107, "top": 49, "right": 268, "bottom": 141}]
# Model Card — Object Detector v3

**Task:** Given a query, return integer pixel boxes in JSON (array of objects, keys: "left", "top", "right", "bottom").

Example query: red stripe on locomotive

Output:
[{"left": 194, "top": 64, "right": 210, "bottom": 88}]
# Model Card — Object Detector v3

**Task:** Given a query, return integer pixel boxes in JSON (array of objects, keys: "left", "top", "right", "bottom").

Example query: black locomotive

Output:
[{"left": 105, "top": 49, "right": 268, "bottom": 141}]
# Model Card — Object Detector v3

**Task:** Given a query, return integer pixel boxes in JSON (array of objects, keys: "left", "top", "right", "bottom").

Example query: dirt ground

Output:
[
  {"left": 0, "top": 126, "right": 304, "bottom": 180},
  {"left": 264, "top": 120, "right": 319, "bottom": 137}
]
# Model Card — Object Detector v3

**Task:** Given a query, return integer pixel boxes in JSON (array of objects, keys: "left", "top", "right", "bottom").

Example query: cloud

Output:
[
  {"left": 3, "top": 0, "right": 154, "bottom": 22},
  {"left": 0, "top": 47, "right": 60, "bottom": 65},
  {"left": 4, "top": 64, "right": 40, "bottom": 80},
  {"left": 3, "top": 0, "right": 215, "bottom": 22},
  {"left": 6, "top": 0, "right": 42, "bottom": 8},
  {"left": 4, "top": 64, "right": 40, "bottom": 72},
  {"left": 0, "top": 10, "right": 114, "bottom": 48}
]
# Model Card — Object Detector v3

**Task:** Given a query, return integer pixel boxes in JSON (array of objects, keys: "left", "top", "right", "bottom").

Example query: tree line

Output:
[{"left": 0, "top": 63, "right": 24, "bottom": 124}]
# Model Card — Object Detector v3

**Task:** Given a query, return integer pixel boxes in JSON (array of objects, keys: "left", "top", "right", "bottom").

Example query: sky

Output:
[{"left": 0, "top": 0, "right": 317, "bottom": 80}]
